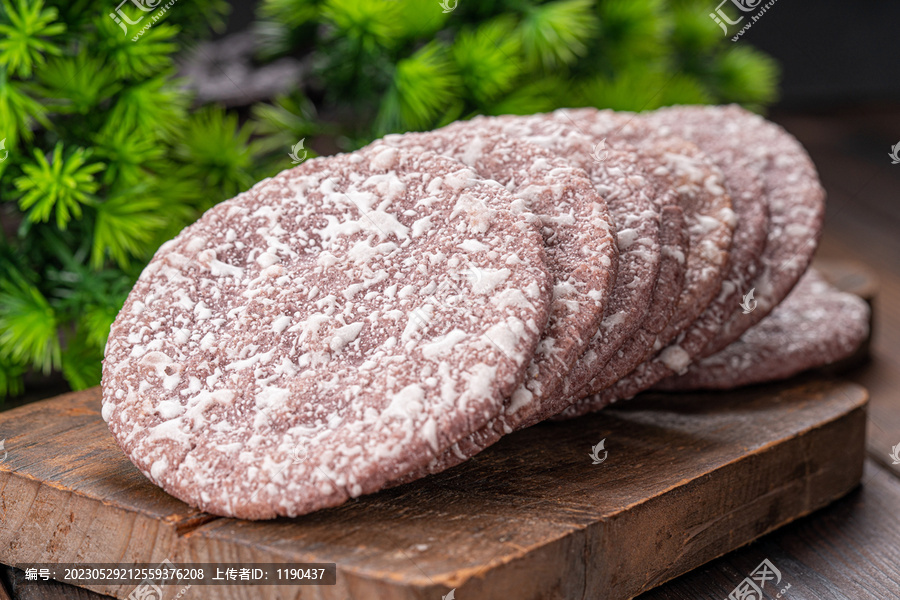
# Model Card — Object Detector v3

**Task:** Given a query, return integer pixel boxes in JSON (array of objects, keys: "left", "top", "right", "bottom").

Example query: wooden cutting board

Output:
[{"left": 0, "top": 379, "right": 867, "bottom": 600}]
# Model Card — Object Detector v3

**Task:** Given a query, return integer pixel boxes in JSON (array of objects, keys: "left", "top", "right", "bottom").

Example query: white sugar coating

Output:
[
  {"left": 558, "top": 202, "right": 689, "bottom": 416},
  {"left": 467, "top": 113, "right": 668, "bottom": 414},
  {"left": 551, "top": 108, "right": 736, "bottom": 406},
  {"left": 385, "top": 115, "right": 689, "bottom": 484},
  {"left": 655, "top": 270, "right": 869, "bottom": 390},
  {"left": 101, "top": 142, "right": 553, "bottom": 519},
  {"left": 559, "top": 105, "right": 824, "bottom": 422},
  {"left": 646, "top": 105, "right": 824, "bottom": 357},
  {"left": 558, "top": 106, "right": 770, "bottom": 407},
  {"left": 488, "top": 111, "right": 692, "bottom": 409},
  {"left": 379, "top": 120, "right": 617, "bottom": 481}
]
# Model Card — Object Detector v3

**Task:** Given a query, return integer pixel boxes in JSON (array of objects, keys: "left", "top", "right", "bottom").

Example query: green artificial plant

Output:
[
  {"left": 251, "top": 0, "right": 779, "bottom": 151},
  {"left": 0, "top": 0, "right": 780, "bottom": 400},
  {"left": 0, "top": 0, "right": 273, "bottom": 398}
]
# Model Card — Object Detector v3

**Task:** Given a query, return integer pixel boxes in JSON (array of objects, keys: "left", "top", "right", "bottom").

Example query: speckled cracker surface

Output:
[
  {"left": 649, "top": 104, "right": 824, "bottom": 357},
  {"left": 557, "top": 204, "right": 687, "bottom": 417},
  {"left": 555, "top": 110, "right": 735, "bottom": 401},
  {"left": 551, "top": 104, "right": 773, "bottom": 418},
  {"left": 549, "top": 110, "right": 734, "bottom": 407},
  {"left": 617, "top": 106, "right": 772, "bottom": 391},
  {"left": 101, "top": 143, "right": 553, "bottom": 519},
  {"left": 383, "top": 122, "right": 617, "bottom": 446},
  {"left": 383, "top": 114, "right": 667, "bottom": 480},
  {"left": 655, "top": 270, "right": 869, "bottom": 390},
  {"left": 477, "top": 113, "right": 667, "bottom": 410}
]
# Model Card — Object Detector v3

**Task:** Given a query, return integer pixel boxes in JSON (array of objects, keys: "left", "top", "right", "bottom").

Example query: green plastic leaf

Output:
[
  {"left": 91, "top": 188, "right": 168, "bottom": 269},
  {"left": 93, "top": 123, "right": 165, "bottom": 187},
  {"left": 321, "top": 0, "right": 402, "bottom": 50},
  {"left": 174, "top": 106, "right": 260, "bottom": 201},
  {"left": 576, "top": 68, "right": 711, "bottom": 111},
  {"left": 0, "top": 354, "right": 26, "bottom": 398},
  {"left": 0, "top": 69, "right": 51, "bottom": 148},
  {"left": 0, "top": 273, "right": 60, "bottom": 374},
  {"left": 107, "top": 73, "right": 190, "bottom": 140},
  {"left": 94, "top": 11, "right": 179, "bottom": 78},
  {"left": 14, "top": 143, "right": 104, "bottom": 229},
  {"left": 259, "top": 0, "right": 321, "bottom": 28},
  {"left": 0, "top": 0, "right": 65, "bottom": 78},
  {"left": 36, "top": 53, "right": 122, "bottom": 114},
  {"left": 713, "top": 45, "right": 779, "bottom": 106},
  {"left": 484, "top": 76, "right": 569, "bottom": 116},
  {"left": 390, "top": 0, "right": 451, "bottom": 40},
  {"left": 61, "top": 332, "right": 103, "bottom": 390},
  {"left": 453, "top": 17, "right": 522, "bottom": 105},
  {"left": 671, "top": 3, "right": 722, "bottom": 57},
  {"left": 595, "top": 0, "right": 670, "bottom": 67},
  {"left": 162, "top": 0, "right": 230, "bottom": 37},
  {"left": 375, "top": 42, "right": 461, "bottom": 134},
  {"left": 517, "top": 0, "right": 598, "bottom": 71},
  {"left": 251, "top": 93, "right": 320, "bottom": 153}
]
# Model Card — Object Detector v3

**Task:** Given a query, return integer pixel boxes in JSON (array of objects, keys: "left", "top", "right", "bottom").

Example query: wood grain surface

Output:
[
  {"left": 639, "top": 461, "right": 900, "bottom": 600},
  {"left": 633, "top": 107, "right": 900, "bottom": 600},
  {"left": 0, "top": 378, "right": 867, "bottom": 600}
]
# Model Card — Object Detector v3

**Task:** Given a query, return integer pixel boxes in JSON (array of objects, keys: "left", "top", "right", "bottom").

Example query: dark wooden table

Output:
[
  {"left": 637, "top": 106, "right": 900, "bottom": 600},
  {"left": 2, "top": 106, "right": 899, "bottom": 599}
]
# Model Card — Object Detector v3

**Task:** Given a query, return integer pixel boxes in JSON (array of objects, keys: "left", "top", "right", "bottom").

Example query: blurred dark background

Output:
[
  {"left": 220, "top": 0, "right": 900, "bottom": 107},
  {"left": 716, "top": 0, "right": 900, "bottom": 107}
]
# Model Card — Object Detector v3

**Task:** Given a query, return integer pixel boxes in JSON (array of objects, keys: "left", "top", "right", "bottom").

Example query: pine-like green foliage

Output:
[
  {"left": 0, "top": 0, "right": 269, "bottom": 398},
  {"left": 15, "top": 143, "right": 104, "bottom": 228},
  {"left": 254, "top": 0, "right": 779, "bottom": 148},
  {"left": 0, "top": 0, "right": 780, "bottom": 400}
]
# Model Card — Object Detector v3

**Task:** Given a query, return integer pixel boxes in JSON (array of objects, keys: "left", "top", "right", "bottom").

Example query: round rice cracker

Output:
[
  {"left": 552, "top": 111, "right": 737, "bottom": 415},
  {"left": 100, "top": 143, "right": 554, "bottom": 519},
  {"left": 561, "top": 204, "right": 688, "bottom": 407},
  {"left": 556, "top": 105, "right": 772, "bottom": 416},
  {"left": 647, "top": 104, "right": 824, "bottom": 357},
  {"left": 381, "top": 122, "right": 617, "bottom": 439},
  {"left": 562, "top": 106, "right": 823, "bottom": 419},
  {"left": 552, "top": 109, "right": 736, "bottom": 403},
  {"left": 378, "top": 121, "right": 620, "bottom": 486},
  {"left": 470, "top": 113, "right": 671, "bottom": 412},
  {"left": 655, "top": 269, "right": 869, "bottom": 390},
  {"left": 575, "top": 104, "right": 821, "bottom": 413},
  {"left": 386, "top": 115, "right": 671, "bottom": 482},
  {"left": 619, "top": 107, "right": 770, "bottom": 396}
]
